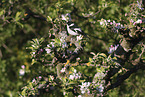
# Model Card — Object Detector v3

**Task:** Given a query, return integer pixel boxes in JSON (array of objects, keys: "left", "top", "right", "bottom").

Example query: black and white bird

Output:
[
  {"left": 67, "top": 21, "right": 86, "bottom": 36},
  {"left": 62, "top": 13, "right": 87, "bottom": 37}
]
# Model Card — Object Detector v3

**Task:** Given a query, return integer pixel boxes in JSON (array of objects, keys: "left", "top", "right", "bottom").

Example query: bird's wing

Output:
[
  {"left": 67, "top": 21, "right": 87, "bottom": 36},
  {"left": 67, "top": 24, "right": 79, "bottom": 35}
]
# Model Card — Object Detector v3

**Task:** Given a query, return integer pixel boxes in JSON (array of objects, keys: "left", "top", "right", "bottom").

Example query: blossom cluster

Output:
[
  {"left": 108, "top": 44, "right": 119, "bottom": 54},
  {"left": 19, "top": 65, "right": 25, "bottom": 76},
  {"left": 137, "top": 1, "right": 144, "bottom": 10},
  {"left": 79, "top": 82, "right": 90, "bottom": 94},
  {"left": 45, "top": 30, "right": 84, "bottom": 56},
  {"left": 131, "top": 18, "right": 144, "bottom": 25},
  {"left": 128, "top": 1, "right": 144, "bottom": 26},
  {"left": 100, "top": 19, "right": 125, "bottom": 33},
  {"left": 45, "top": 43, "right": 54, "bottom": 54},
  {"left": 93, "top": 70, "right": 107, "bottom": 93},
  {"left": 69, "top": 69, "right": 81, "bottom": 80},
  {"left": 60, "top": 67, "right": 81, "bottom": 80}
]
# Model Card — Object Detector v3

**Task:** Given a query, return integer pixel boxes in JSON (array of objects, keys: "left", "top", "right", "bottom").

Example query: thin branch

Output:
[
  {"left": 23, "top": 8, "right": 47, "bottom": 21},
  {"left": 0, "top": 49, "right": 2, "bottom": 58},
  {"left": 71, "top": 6, "right": 100, "bottom": 19},
  {"left": 139, "top": 44, "right": 145, "bottom": 57},
  {"left": 2, "top": 43, "right": 13, "bottom": 53},
  {"left": 83, "top": 10, "right": 100, "bottom": 18}
]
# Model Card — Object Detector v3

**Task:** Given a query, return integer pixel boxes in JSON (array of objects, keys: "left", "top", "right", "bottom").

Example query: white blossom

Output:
[
  {"left": 62, "top": 42, "right": 67, "bottom": 48},
  {"left": 108, "top": 44, "right": 119, "bottom": 54},
  {"left": 45, "top": 48, "right": 51, "bottom": 54},
  {"left": 32, "top": 78, "right": 36, "bottom": 83},
  {"left": 69, "top": 75, "right": 75, "bottom": 80},
  {"left": 50, "top": 42, "right": 54, "bottom": 47},
  {"left": 113, "top": 20, "right": 116, "bottom": 24},
  {"left": 79, "top": 82, "right": 90, "bottom": 94},
  {"left": 21, "top": 65, "right": 25, "bottom": 69},
  {"left": 60, "top": 67, "right": 66, "bottom": 73},
  {"left": 136, "top": 19, "right": 142, "bottom": 24},
  {"left": 100, "top": 21, "right": 103, "bottom": 25},
  {"left": 50, "top": 75, "right": 54, "bottom": 81},
  {"left": 47, "top": 44, "right": 50, "bottom": 47},
  {"left": 137, "top": 1, "right": 144, "bottom": 10},
  {"left": 96, "top": 84, "right": 104, "bottom": 93},
  {"left": 107, "top": 19, "right": 110, "bottom": 22},
  {"left": 130, "top": 19, "right": 134, "bottom": 23},
  {"left": 32, "top": 52, "right": 35, "bottom": 55},
  {"left": 19, "top": 69, "right": 25, "bottom": 76},
  {"left": 69, "top": 69, "right": 81, "bottom": 80},
  {"left": 77, "top": 35, "right": 83, "bottom": 41},
  {"left": 74, "top": 69, "right": 77, "bottom": 73},
  {"left": 39, "top": 76, "right": 42, "bottom": 79},
  {"left": 100, "top": 19, "right": 107, "bottom": 26}
]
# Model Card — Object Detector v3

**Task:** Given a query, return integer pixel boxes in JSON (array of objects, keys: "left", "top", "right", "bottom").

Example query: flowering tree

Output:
[
  {"left": 19, "top": 0, "right": 145, "bottom": 96},
  {"left": 0, "top": 0, "right": 145, "bottom": 96}
]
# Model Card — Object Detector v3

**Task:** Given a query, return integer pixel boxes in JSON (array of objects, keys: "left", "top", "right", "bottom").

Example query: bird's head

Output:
[{"left": 61, "top": 13, "right": 72, "bottom": 22}]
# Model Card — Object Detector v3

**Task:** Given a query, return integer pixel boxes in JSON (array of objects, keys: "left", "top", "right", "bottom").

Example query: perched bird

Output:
[
  {"left": 62, "top": 13, "right": 88, "bottom": 37},
  {"left": 67, "top": 21, "right": 86, "bottom": 36}
]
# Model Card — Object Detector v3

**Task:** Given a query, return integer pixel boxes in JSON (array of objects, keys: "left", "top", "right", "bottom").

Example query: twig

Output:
[
  {"left": 24, "top": 8, "right": 47, "bottom": 21},
  {"left": 2, "top": 43, "right": 13, "bottom": 53},
  {"left": 0, "top": 49, "right": 2, "bottom": 58}
]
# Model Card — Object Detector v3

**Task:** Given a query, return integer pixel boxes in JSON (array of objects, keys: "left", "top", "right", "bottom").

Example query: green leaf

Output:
[
  {"left": 89, "top": 57, "right": 93, "bottom": 62},
  {"left": 47, "top": 16, "right": 52, "bottom": 22},
  {"left": 15, "top": 12, "right": 21, "bottom": 21},
  {"left": 31, "top": 59, "right": 36, "bottom": 65},
  {"left": 79, "top": 80, "right": 85, "bottom": 83},
  {"left": 16, "top": 22, "right": 24, "bottom": 28},
  {"left": 0, "top": 10, "right": 4, "bottom": 16},
  {"left": 98, "top": 53, "right": 107, "bottom": 58}
]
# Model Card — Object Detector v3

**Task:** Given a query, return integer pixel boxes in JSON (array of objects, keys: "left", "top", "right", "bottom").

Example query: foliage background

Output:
[{"left": 0, "top": 0, "right": 145, "bottom": 96}]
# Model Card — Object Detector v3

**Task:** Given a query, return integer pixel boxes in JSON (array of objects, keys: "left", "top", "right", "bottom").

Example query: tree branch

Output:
[
  {"left": 23, "top": 8, "right": 47, "bottom": 21},
  {"left": 106, "top": 62, "right": 145, "bottom": 91}
]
